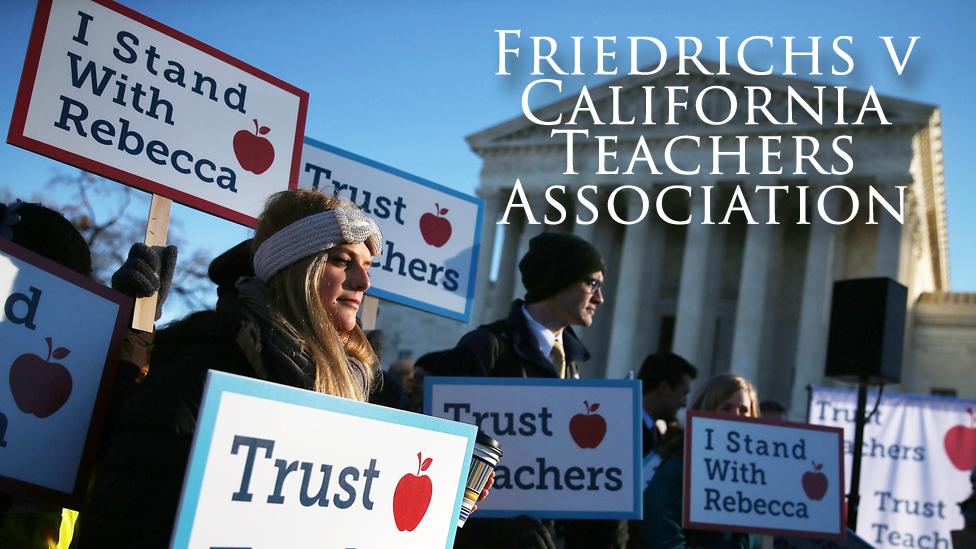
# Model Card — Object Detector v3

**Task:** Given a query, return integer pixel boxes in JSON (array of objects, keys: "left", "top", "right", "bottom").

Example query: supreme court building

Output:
[{"left": 375, "top": 61, "right": 975, "bottom": 419}]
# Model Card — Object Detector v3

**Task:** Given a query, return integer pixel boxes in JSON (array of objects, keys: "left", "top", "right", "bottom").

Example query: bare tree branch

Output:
[{"left": 41, "top": 169, "right": 216, "bottom": 313}]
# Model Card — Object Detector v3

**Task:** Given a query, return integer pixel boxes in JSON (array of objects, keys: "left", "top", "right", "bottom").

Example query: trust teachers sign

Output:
[{"left": 810, "top": 386, "right": 972, "bottom": 548}]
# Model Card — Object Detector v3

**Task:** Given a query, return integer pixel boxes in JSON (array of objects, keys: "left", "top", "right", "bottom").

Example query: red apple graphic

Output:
[
  {"left": 9, "top": 337, "right": 73, "bottom": 418},
  {"left": 569, "top": 400, "right": 607, "bottom": 449},
  {"left": 801, "top": 461, "right": 829, "bottom": 501},
  {"left": 944, "top": 407, "right": 976, "bottom": 471},
  {"left": 233, "top": 119, "right": 275, "bottom": 175},
  {"left": 393, "top": 452, "right": 434, "bottom": 532},
  {"left": 419, "top": 203, "right": 452, "bottom": 247}
]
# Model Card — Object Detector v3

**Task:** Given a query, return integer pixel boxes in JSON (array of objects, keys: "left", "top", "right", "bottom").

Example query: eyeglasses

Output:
[{"left": 582, "top": 277, "right": 604, "bottom": 294}]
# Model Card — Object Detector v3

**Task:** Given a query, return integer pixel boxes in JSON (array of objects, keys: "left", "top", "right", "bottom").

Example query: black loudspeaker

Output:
[{"left": 825, "top": 277, "right": 907, "bottom": 384}]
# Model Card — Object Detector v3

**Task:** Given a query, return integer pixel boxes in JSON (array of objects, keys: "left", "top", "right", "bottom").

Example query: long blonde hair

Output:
[
  {"left": 254, "top": 190, "right": 378, "bottom": 400},
  {"left": 690, "top": 373, "right": 759, "bottom": 417}
]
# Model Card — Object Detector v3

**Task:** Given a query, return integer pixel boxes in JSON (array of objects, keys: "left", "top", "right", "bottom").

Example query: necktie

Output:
[{"left": 550, "top": 339, "right": 566, "bottom": 379}]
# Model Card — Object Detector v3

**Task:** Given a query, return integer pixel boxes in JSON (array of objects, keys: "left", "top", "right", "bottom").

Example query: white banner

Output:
[
  {"left": 0, "top": 239, "right": 129, "bottom": 506},
  {"left": 424, "top": 376, "right": 642, "bottom": 519},
  {"left": 9, "top": 0, "right": 308, "bottom": 227},
  {"left": 300, "top": 138, "right": 483, "bottom": 321},
  {"left": 685, "top": 411, "right": 845, "bottom": 540},
  {"left": 172, "top": 371, "right": 477, "bottom": 549},
  {"left": 810, "top": 386, "right": 970, "bottom": 548}
]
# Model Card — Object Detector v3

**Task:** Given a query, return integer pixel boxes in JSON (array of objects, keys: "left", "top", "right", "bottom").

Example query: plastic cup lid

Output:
[{"left": 475, "top": 430, "right": 503, "bottom": 456}]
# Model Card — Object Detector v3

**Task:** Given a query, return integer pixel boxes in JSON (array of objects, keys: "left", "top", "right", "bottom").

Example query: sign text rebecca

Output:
[
  {"left": 9, "top": 0, "right": 308, "bottom": 226},
  {"left": 685, "top": 411, "right": 845, "bottom": 540}
]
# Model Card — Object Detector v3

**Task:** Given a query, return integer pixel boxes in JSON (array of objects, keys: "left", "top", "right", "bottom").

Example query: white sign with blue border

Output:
[
  {"left": 299, "top": 138, "right": 483, "bottom": 322},
  {"left": 425, "top": 376, "right": 642, "bottom": 519},
  {"left": 171, "top": 371, "right": 477, "bottom": 549}
]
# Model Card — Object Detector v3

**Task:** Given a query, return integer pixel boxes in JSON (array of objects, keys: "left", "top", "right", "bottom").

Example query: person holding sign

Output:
[
  {"left": 76, "top": 190, "right": 388, "bottom": 548},
  {"left": 419, "top": 232, "right": 626, "bottom": 549},
  {"left": 642, "top": 373, "right": 762, "bottom": 549},
  {"left": 419, "top": 232, "right": 605, "bottom": 380}
]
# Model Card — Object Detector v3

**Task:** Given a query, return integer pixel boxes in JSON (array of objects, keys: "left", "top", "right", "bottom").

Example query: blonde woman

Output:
[
  {"left": 77, "top": 190, "right": 386, "bottom": 548},
  {"left": 642, "top": 373, "right": 762, "bottom": 549}
]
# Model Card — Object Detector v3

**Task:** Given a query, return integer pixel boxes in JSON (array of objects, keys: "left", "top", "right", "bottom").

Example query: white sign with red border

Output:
[
  {"left": 0, "top": 239, "right": 129, "bottom": 507},
  {"left": 685, "top": 411, "right": 845, "bottom": 540},
  {"left": 299, "top": 138, "right": 483, "bottom": 322},
  {"left": 171, "top": 371, "right": 477, "bottom": 549},
  {"left": 9, "top": 0, "right": 308, "bottom": 227},
  {"left": 424, "top": 377, "right": 643, "bottom": 519}
]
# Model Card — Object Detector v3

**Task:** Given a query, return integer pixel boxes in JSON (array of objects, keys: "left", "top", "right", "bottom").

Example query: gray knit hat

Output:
[{"left": 252, "top": 208, "right": 382, "bottom": 282}]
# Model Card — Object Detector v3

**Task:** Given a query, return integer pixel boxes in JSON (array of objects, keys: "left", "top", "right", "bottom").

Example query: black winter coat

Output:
[
  {"left": 74, "top": 279, "right": 364, "bottom": 549},
  {"left": 418, "top": 300, "right": 629, "bottom": 549},
  {"left": 417, "top": 299, "right": 589, "bottom": 379}
]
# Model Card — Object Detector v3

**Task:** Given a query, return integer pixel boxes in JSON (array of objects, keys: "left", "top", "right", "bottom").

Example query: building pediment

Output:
[{"left": 468, "top": 57, "right": 936, "bottom": 151}]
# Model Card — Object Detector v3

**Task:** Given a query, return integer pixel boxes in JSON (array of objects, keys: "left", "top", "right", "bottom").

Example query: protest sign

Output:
[
  {"left": 775, "top": 528, "right": 874, "bottom": 549},
  {"left": 685, "top": 411, "right": 845, "bottom": 540},
  {"left": 299, "top": 138, "right": 483, "bottom": 322},
  {"left": 9, "top": 0, "right": 308, "bottom": 227},
  {"left": 424, "top": 376, "right": 642, "bottom": 519},
  {"left": 810, "top": 386, "right": 971, "bottom": 548},
  {"left": 172, "top": 370, "right": 476, "bottom": 549},
  {"left": 0, "top": 238, "right": 129, "bottom": 506}
]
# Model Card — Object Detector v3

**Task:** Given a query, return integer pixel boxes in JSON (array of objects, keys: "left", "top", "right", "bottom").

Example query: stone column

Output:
[
  {"left": 672, "top": 190, "right": 713, "bottom": 368},
  {"left": 788, "top": 184, "right": 841, "bottom": 419},
  {"left": 572, "top": 184, "right": 599, "bottom": 242},
  {"left": 511, "top": 192, "right": 549, "bottom": 302},
  {"left": 605, "top": 188, "right": 658, "bottom": 379},
  {"left": 491, "top": 188, "right": 524, "bottom": 321},
  {"left": 729, "top": 189, "right": 775, "bottom": 382},
  {"left": 472, "top": 189, "right": 500, "bottom": 325},
  {"left": 873, "top": 179, "right": 907, "bottom": 281},
  {"left": 572, "top": 218, "right": 597, "bottom": 242}
]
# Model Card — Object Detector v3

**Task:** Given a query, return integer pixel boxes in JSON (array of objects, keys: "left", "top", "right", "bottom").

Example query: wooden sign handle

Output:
[
  {"left": 131, "top": 194, "right": 172, "bottom": 332},
  {"left": 359, "top": 295, "right": 380, "bottom": 332}
]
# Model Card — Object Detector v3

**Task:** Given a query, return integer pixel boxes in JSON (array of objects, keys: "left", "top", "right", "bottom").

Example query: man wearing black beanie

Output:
[
  {"left": 418, "top": 231, "right": 627, "bottom": 548},
  {"left": 421, "top": 231, "right": 605, "bottom": 379}
]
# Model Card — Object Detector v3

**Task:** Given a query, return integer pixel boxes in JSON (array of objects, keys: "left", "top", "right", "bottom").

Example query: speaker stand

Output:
[{"left": 847, "top": 378, "right": 868, "bottom": 531}]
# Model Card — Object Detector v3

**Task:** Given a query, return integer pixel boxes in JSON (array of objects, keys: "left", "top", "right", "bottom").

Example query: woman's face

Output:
[
  {"left": 317, "top": 242, "right": 372, "bottom": 334},
  {"left": 717, "top": 389, "right": 752, "bottom": 417}
]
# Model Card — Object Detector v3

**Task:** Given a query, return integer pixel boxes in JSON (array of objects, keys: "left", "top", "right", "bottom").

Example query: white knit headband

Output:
[{"left": 253, "top": 208, "right": 383, "bottom": 282}]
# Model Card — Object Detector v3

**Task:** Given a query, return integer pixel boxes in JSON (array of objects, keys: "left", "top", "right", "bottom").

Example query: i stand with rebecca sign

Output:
[
  {"left": 823, "top": 277, "right": 907, "bottom": 531},
  {"left": 684, "top": 411, "right": 845, "bottom": 540},
  {"left": 9, "top": 0, "right": 309, "bottom": 329},
  {"left": 9, "top": 0, "right": 308, "bottom": 226}
]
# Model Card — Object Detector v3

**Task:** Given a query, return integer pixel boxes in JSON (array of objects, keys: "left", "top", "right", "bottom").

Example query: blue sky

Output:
[{"left": 2, "top": 0, "right": 974, "bottom": 291}]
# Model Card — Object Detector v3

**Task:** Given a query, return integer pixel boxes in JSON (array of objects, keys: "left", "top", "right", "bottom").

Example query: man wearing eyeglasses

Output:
[
  {"left": 418, "top": 232, "right": 621, "bottom": 549},
  {"left": 422, "top": 231, "right": 605, "bottom": 380}
]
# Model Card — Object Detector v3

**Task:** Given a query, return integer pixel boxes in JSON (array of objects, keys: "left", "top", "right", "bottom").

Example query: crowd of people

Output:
[{"left": 0, "top": 189, "right": 929, "bottom": 548}]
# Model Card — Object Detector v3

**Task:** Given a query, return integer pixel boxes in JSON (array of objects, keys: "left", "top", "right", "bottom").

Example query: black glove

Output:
[
  {"left": 111, "top": 243, "right": 178, "bottom": 319},
  {"left": 453, "top": 516, "right": 555, "bottom": 549}
]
